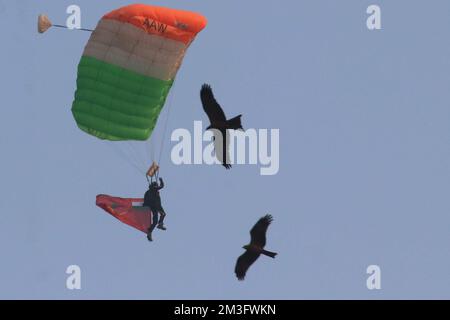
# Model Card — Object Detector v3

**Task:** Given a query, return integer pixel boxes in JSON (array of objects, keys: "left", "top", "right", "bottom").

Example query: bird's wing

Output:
[
  {"left": 250, "top": 214, "right": 273, "bottom": 247},
  {"left": 200, "top": 84, "right": 227, "bottom": 123},
  {"left": 213, "top": 129, "right": 232, "bottom": 169},
  {"left": 234, "top": 250, "right": 260, "bottom": 281}
]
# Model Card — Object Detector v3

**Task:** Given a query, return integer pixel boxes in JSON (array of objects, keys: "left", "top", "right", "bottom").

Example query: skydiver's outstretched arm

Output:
[{"left": 157, "top": 177, "right": 164, "bottom": 190}]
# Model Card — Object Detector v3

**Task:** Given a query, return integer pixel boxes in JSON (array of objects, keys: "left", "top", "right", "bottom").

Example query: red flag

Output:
[{"left": 96, "top": 194, "right": 152, "bottom": 233}]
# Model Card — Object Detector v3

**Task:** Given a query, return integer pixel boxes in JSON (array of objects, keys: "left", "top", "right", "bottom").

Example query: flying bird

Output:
[
  {"left": 235, "top": 214, "right": 277, "bottom": 281},
  {"left": 200, "top": 84, "right": 243, "bottom": 169}
]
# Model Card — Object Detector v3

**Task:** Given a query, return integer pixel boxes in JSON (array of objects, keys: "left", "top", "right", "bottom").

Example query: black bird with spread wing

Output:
[
  {"left": 200, "top": 84, "right": 243, "bottom": 169},
  {"left": 234, "top": 214, "right": 277, "bottom": 281}
]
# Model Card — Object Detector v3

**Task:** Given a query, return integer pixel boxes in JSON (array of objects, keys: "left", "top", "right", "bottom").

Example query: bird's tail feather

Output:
[
  {"left": 226, "top": 115, "right": 243, "bottom": 130},
  {"left": 262, "top": 250, "right": 277, "bottom": 258}
]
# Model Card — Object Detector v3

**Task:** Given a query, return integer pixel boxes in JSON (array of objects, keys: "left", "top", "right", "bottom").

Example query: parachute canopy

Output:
[
  {"left": 72, "top": 4, "right": 208, "bottom": 141},
  {"left": 96, "top": 194, "right": 152, "bottom": 233}
]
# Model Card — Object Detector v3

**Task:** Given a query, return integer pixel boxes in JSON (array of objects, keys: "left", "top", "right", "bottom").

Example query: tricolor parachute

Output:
[{"left": 71, "top": 4, "right": 207, "bottom": 142}]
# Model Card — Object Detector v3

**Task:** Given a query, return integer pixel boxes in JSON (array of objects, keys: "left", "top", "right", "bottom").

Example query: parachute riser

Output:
[{"left": 146, "top": 161, "right": 160, "bottom": 184}]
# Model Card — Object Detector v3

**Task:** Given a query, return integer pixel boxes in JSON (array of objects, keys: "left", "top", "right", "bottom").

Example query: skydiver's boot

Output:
[
  {"left": 157, "top": 212, "right": 166, "bottom": 230},
  {"left": 157, "top": 223, "right": 166, "bottom": 231},
  {"left": 147, "top": 229, "right": 153, "bottom": 241}
]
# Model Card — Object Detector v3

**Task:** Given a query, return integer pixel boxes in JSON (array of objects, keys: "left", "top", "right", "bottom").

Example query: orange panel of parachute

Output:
[
  {"left": 96, "top": 195, "right": 152, "bottom": 233},
  {"left": 103, "top": 4, "right": 207, "bottom": 44}
]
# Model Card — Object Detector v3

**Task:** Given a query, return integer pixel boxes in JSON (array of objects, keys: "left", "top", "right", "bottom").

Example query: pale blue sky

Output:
[{"left": 1, "top": 0, "right": 450, "bottom": 299}]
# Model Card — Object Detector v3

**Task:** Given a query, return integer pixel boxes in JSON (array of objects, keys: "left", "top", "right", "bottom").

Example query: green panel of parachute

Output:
[{"left": 72, "top": 56, "right": 173, "bottom": 141}]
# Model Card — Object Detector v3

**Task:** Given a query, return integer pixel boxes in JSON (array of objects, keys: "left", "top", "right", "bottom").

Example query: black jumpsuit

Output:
[{"left": 143, "top": 179, "right": 166, "bottom": 233}]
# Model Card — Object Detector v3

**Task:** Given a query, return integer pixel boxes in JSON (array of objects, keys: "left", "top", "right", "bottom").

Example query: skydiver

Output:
[{"left": 143, "top": 177, "right": 167, "bottom": 241}]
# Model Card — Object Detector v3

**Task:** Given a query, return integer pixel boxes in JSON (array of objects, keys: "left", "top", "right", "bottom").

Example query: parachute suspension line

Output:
[
  {"left": 52, "top": 24, "right": 93, "bottom": 32},
  {"left": 151, "top": 138, "right": 156, "bottom": 164},
  {"left": 106, "top": 138, "right": 144, "bottom": 174},
  {"left": 115, "top": 144, "right": 145, "bottom": 175},
  {"left": 147, "top": 124, "right": 156, "bottom": 164},
  {"left": 104, "top": 141, "right": 146, "bottom": 176},
  {"left": 125, "top": 141, "right": 147, "bottom": 172},
  {"left": 144, "top": 81, "right": 176, "bottom": 183},
  {"left": 149, "top": 137, "right": 158, "bottom": 181},
  {"left": 143, "top": 83, "right": 175, "bottom": 183},
  {"left": 155, "top": 167, "right": 160, "bottom": 181},
  {"left": 157, "top": 80, "right": 176, "bottom": 169}
]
